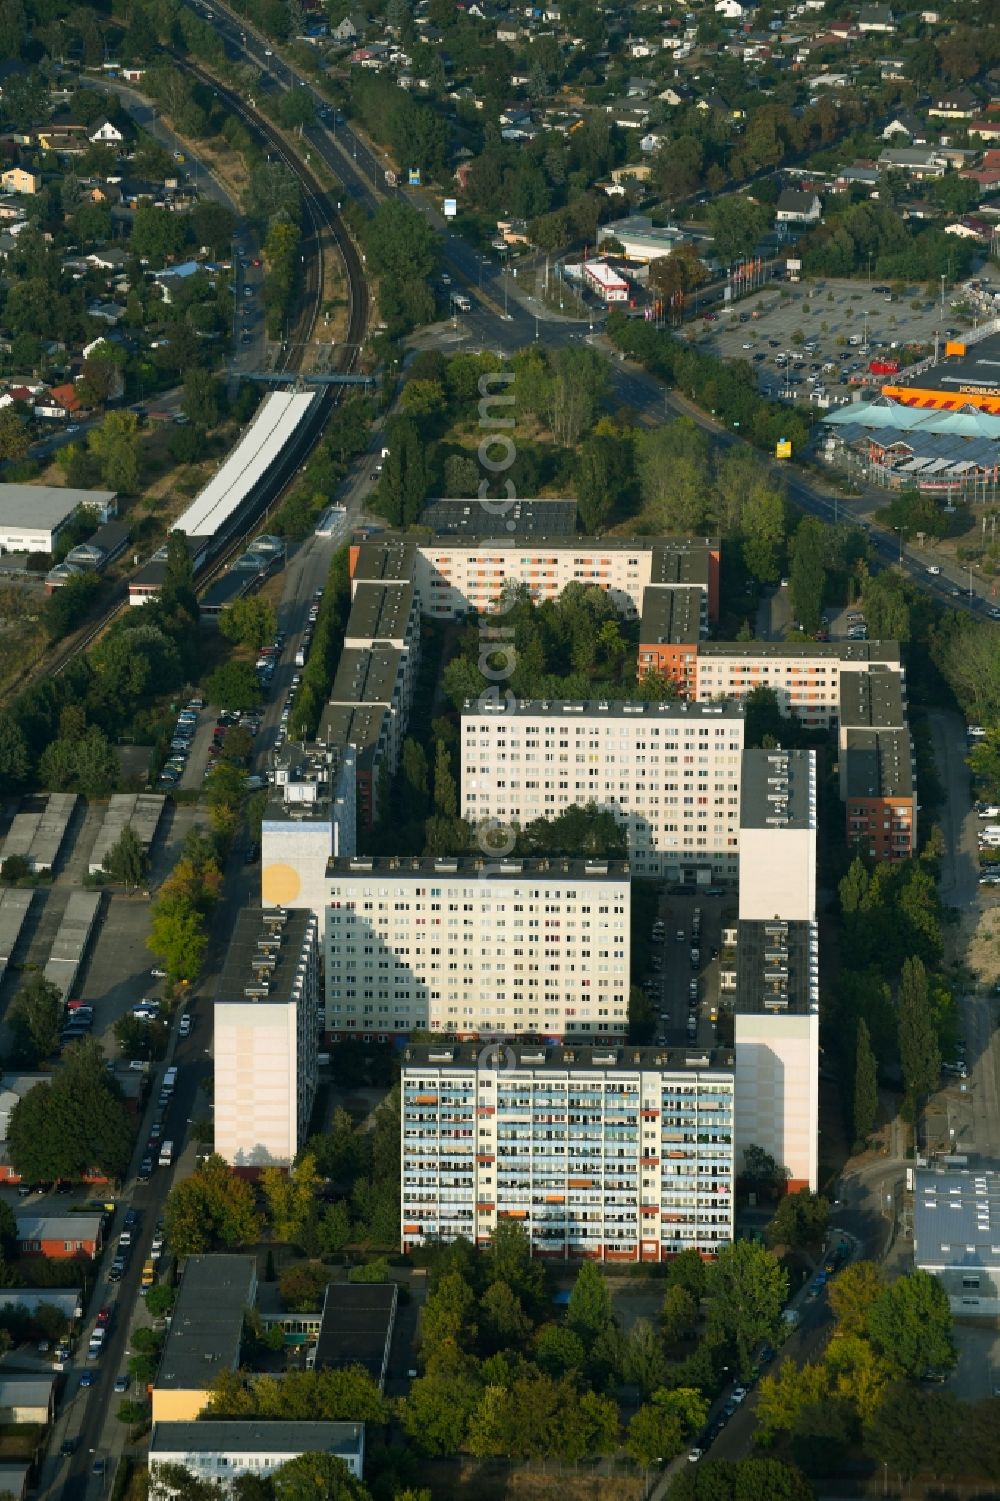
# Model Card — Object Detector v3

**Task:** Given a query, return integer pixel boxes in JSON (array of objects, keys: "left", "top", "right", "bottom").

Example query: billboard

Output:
[
  {"left": 443, "top": 198, "right": 457, "bottom": 218},
  {"left": 384, "top": 169, "right": 397, "bottom": 187},
  {"left": 408, "top": 167, "right": 421, "bottom": 186},
  {"left": 775, "top": 439, "right": 792, "bottom": 460}
]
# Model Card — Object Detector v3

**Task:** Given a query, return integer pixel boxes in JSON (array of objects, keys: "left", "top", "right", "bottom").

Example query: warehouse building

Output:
[
  {"left": 914, "top": 1168, "right": 1000, "bottom": 1317},
  {"left": 152, "top": 1256, "right": 257, "bottom": 1423},
  {"left": 400, "top": 1043, "right": 735, "bottom": 1262},
  {"left": 0, "top": 484, "right": 116, "bottom": 556}
]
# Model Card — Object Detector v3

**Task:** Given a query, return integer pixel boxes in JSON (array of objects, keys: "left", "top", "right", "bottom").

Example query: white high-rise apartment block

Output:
[
  {"left": 214, "top": 910, "right": 320, "bottom": 1169},
  {"left": 325, "top": 856, "right": 630, "bottom": 1040},
  {"left": 731, "top": 750, "right": 819, "bottom": 1191},
  {"left": 401, "top": 1043, "right": 735, "bottom": 1262},
  {"left": 460, "top": 700, "right": 745, "bottom": 882}
]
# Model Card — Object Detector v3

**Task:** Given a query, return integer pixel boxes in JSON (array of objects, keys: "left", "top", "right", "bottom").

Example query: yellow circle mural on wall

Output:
[{"left": 261, "top": 863, "right": 302, "bottom": 905}]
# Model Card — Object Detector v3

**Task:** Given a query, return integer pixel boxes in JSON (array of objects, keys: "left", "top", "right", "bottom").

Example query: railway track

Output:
[{"left": 16, "top": 63, "right": 368, "bottom": 691}]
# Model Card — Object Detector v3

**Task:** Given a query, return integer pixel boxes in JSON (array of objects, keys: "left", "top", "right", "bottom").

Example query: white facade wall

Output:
[
  {"left": 411, "top": 543, "right": 657, "bottom": 619},
  {"left": 694, "top": 651, "right": 904, "bottom": 728},
  {"left": 734, "top": 1009, "right": 819, "bottom": 1191},
  {"left": 149, "top": 1433, "right": 364, "bottom": 1496},
  {"left": 461, "top": 703, "right": 744, "bottom": 881},
  {"left": 401, "top": 1056, "right": 734, "bottom": 1260},
  {"left": 214, "top": 917, "right": 319, "bottom": 1169},
  {"left": 326, "top": 861, "right": 630, "bottom": 1039},
  {"left": 738, "top": 825, "right": 816, "bottom": 922}
]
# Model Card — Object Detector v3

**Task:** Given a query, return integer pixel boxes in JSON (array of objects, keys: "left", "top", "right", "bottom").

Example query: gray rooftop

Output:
[
  {"left": 402, "top": 1042, "right": 736, "bottom": 1072},
  {"left": 345, "top": 581, "right": 416, "bottom": 645},
  {"left": 150, "top": 1419, "right": 364, "bottom": 1459},
  {"left": 734, "top": 918, "right": 819, "bottom": 1016},
  {"left": 2, "top": 792, "right": 78, "bottom": 873},
  {"left": 42, "top": 890, "right": 102, "bottom": 1005},
  {"left": 156, "top": 1255, "right": 256, "bottom": 1390},
  {"left": 699, "top": 639, "right": 901, "bottom": 664},
  {"left": 351, "top": 536, "right": 417, "bottom": 584},
  {"left": 317, "top": 703, "right": 389, "bottom": 767},
  {"left": 88, "top": 793, "right": 165, "bottom": 875},
  {"left": 329, "top": 646, "right": 403, "bottom": 708},
  {"left": 328, "top": 855, "right": 631, "bottom": 880},
  {"left": 316, "top": 1282, "right": 396, "bottom": 1383},
  {"left": 0, "top": 890, "right": 32, "bottom": 986},
  {"left": 16, "top": 1214, "right": 103, "bottom": 1241},
  {"left": 839, "top": 665, "right": 906, "bottom": 729},
  {"left": 264, "top": 744, "right": 353, "bottom": 826},
  {"left": 461, "top": 698, "right": 744, "bottom": 722},
  {"left": 216, "top": 909, "right": 315, "bottom": 1008},
  {"left": 889, "top": 329, "right": 1000, "bottom": 397},
  {"left": 639, "top": 585, "right": 706, "bottom": 643},
  {"left": 843, "top": 727, "right": 914, "bottom": 799},
  {"left": 915, "top": 1169, "right": 1000, "bottom": 1270},
  {"left": 420, "top": 497, "right": 578, "bottom": 538},
  {"left": 740, "top": 749, "right": 817, "bottom": 831},
  {"left": 0, "top": 484, "right": 116, "bottom": 531},
  {"left": 648, "top": 541, "right": 715, "bottom": 588}
]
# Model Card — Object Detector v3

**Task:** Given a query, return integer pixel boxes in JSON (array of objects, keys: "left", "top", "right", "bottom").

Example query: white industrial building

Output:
[
  {"left": 914, "top": 1168, "right": 1000, "bottom": 1317},
  {"left": 0, "top": 485, "right": 117, "bottom": 555},
  {"left": 460, "top": 698, "right": 745, "bottom": 882},
  {"left": 325, "top": 856, "right": 630, "bottom": 1041},
  {"left": 213, "top": 909, "right": 320, "bottom": 1169},
  {"left": 401, "top": 1043, "right": 734, "bottom": 1262}
]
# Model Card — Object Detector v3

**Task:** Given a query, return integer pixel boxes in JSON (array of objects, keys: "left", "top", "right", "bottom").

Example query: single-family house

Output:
[
  {"left": 944, "top": 217, "right": 990, "bottom": 241},
  {"left": 0, "top": 168, "right": 39, "bottom": 196},
  {"left": 970, "top": 120, "right": 1000, "bottom": 142},
  {"left": 641, "top": 131, "right": 667, "bottom": 154},
  {"left": 16, "top": 1214, "right": 103, "bottom": 1259},
  {"left": 715, "top": 0, "right": 748, "bottom": 16},
  {"left": 659, "top": 85, "right": 691, "bottom": 106},
  {"left": 858, "top": 4, "right": 895, "bottom": 30},
  {"left": 122, "top": 66, "right": 145, "bottom": 83},
  {"left": 33, "top": 384, "right": 82, "bottom": 420},
  {"left": 0, "top": 1375, "right": 56, "bottom": 1426},
  {"left": 86, "top": 248, "right": 128, "bottom": 272},
  {"left": 775, "top": 187, "right": 822, "bottom": 224},
  {"left": 331, "top": 13, "right": 367, "bottom": 42},
  {"left": 35, "top": 129, "right": 87, "bottom": 155},
  {"left": 610, "top": 103, "right": 651, "bottom": 129},
  {"left": 834, "top": 163, "right": 881, "bottom": 192},
  {"left": 877, "top": 147, "right": 947, "bottom": 179},
  {"left": 928, "top": 86, "right": 978, "bottom": 119},
  {"left": 88, "top": 120, "right": 126, "bottom": 145},
  {"left": 881, "top": 111, "right": 924, "bottom": 143}
]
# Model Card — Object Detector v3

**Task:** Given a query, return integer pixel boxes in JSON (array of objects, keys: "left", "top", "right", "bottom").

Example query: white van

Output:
[{"left": 158, "top": 1141, "right": 174, "bottom": 1167}]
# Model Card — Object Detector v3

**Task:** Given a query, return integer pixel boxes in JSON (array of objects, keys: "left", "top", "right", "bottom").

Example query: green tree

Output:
[
  {"left": 271, "top": 1451, "right": 370, "bottom": 1501},
  {"left": 261, "top": 1154, "right": 322, "bottom": 1247},
  {"left": 567, "top": 1260, "right": 614, "bottom": 1343},
  {"left": 278, "top": 1260, "right": 330, "bottom": 1313},
  {"left": 897, "top": 956, "right": 940, "bottom": 1109},
  {"left": 853, "top": 1018, "right": 878, "bottom": 1150},
  {"left": 788, "top": 517, "right": 827, "bottom": 635},
  {"left": 828, "top": 1261, "right": 884, "bottom": 1338},
  {"left": 163, "top": 1153, "right": 262, "bottom": 1255},
  {"left": 401, "top": 1368, "right": 482, "bottom": 1455},
  {"left": 182, "top": 367, "right": 222, "bottom": 429},
  {"left": 147, "top": 894, "right": 208, "bottom": 982},
  {"left": 432, "top": 740, "right": 457, "bottom": 819},
  {"left": 479, "top": 1280, "right": 532, "bottom": 1354},
  {"left": 866, "top": 1270, "right": 955, "bottom": 1379},
  {"left": 219, "top": 596, "right": 278, "bottom": 652},
  {"left": 486, "top": 1218, "right": 546, "bottom": 1312},
  {"left": 0, "top": 713, "right": 29, "bottom": 788},
  {"left": 766, "top": 1191, "right": 830, "bottom": 1256},
  {"left": 707, "top": 195, "right": 770, "bottom": 265},
  {"left": 575, "top": 431, "right": 633, "bottom": 534},
  {"left": 144, "top": 1283, "right": 176, "bottom": 1318},
  {"left": 87, "top": 409, "right": 140, "bottom": 492},
  {"left": 205, "top": 662, "right": 263, "bottom": 710},
  {"left": 534, "top": 1322, "right": 587, "bottom": 1378},
  {"left": 0, "top": 407, "right": 29, "bottom": 460},
  {"left": 626, "top": 1401, "right": 684, "bottom": 1467},
  {"left": 364, "top": 199, "right": 437, "bottom": 283},
  {"left": 420, "top": 1271, "right": 478, "bottom": 1359},
  {"left": 661, "top": 1283, "right": 698, "bottom": 1347},
  {"left": 102, "top": 824, "right": 148, "bottom": 890},
  {"left": 665, "top": 1246, "right": 708, "bottom": 1302},
  {"left": 707, "top": 1241, "right": 789, "bottom": 1378},
  {"left": 667, "top": 1457, "right": 815, "bottom": 1500},
  {"left": 9, "top": 973, "right": 63, "bottom": 1063},
  {"left": 7, "top": 1040, "right": 133, "bottom": 1183}
]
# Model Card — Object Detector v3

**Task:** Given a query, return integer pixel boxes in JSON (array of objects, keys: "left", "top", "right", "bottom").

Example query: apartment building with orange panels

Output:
[
  {"left": 838, "top": 666, "right": 916, "bottom": 860},
  {"left": 401, "top": 1043, "right": 734, "bottom": 1262},
  {"left": 349, "top": 530, "right": 720, "bottom": 622}
]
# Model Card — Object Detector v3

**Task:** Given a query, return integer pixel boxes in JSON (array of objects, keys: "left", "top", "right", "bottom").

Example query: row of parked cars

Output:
[{"left": 159, "top": 698, "right": 205, "bottom": 787}]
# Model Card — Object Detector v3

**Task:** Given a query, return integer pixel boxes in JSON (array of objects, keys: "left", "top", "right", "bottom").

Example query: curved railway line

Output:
[{"left": 25, "top": 63, "right": 368, "bottom": 686}]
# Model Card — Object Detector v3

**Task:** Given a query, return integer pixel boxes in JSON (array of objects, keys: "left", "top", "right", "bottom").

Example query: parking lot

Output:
[
  {"left": 639, "top": 890, "right": 736, "bottom": 1050},
  {"left": 700, "top": 276, "right": 968, "bottom": 411}
]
